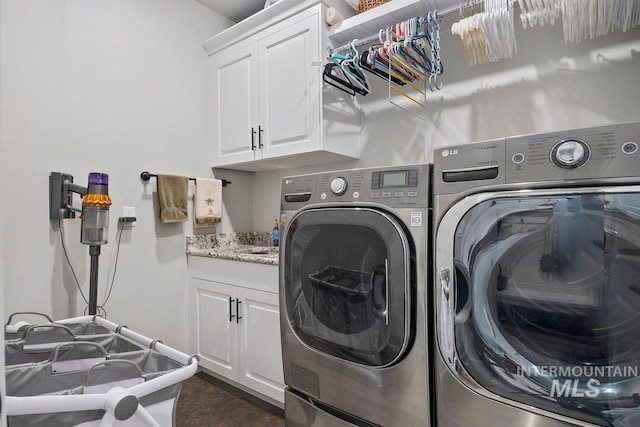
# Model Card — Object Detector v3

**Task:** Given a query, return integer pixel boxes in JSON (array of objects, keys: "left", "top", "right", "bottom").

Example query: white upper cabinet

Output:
[
  {"left": 205, "top": 2, "right": 360, "bottom": 171},
  {"left": 258, "top": 14, "right": 320, "bottom": 161},
  {"left": 212, "top": 44, "right": 260, "bottom": 164}
]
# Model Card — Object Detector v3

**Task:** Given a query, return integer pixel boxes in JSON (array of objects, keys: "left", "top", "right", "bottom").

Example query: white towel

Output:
[{"left": 194, "top": 178, "right": 222, "bottom": 228}]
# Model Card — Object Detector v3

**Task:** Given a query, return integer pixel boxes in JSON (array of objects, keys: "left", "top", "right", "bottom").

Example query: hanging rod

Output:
[
  {"left": 328, "top": 0, "right": 485, "bottom": 55},
  {"left": 140, "top": 171, "right": 231, "bottom": 187}
]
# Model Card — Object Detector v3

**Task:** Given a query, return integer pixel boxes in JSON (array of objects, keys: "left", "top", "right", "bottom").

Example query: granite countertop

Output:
[{"left": 186, "top": 232, "right": 279, "bottom": 265}]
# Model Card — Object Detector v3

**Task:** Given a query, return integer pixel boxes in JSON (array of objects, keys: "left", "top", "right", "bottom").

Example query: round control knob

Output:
[
  {"left": 551, "top": 139, "right": 590, "bottom": 169},
  {"left": 330, "top": 177, "right": 348, "bottom": 195}
]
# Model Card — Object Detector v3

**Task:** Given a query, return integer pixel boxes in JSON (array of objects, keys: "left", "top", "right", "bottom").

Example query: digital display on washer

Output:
[
  {"left": 381, "top": 171, "right": 408, "bottom": 187},
  {"left": 371, "top": 169, "right": 419, "bottom": 189}
]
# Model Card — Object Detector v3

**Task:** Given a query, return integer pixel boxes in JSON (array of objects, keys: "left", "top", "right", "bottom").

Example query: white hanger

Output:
[{"left": 517, "top": 0, "right": 528, "bottom": 28}]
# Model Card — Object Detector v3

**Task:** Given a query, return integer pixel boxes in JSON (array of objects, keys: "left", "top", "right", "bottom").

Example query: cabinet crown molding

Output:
[{"left": 202, "top": 0, "right": 356, "bottom": 56}]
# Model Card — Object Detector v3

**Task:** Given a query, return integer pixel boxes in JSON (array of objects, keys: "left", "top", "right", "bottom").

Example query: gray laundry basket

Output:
[
  {"left": 5, "top": 323, "right": 144, "bottom": 367},
  {"left": 5, "top": 315, "right": 198, "bottom": 427},
  {"left": 5, "top": 312, "right": 112, "bottom": 340}
]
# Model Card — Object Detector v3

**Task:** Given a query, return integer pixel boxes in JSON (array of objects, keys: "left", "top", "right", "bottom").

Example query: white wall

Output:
[
  {"left": 0, "top": 0, "right": 233, "bottom": 351},
  {"left": 251, "top": 21, "right": 640, "bottom": 231}
]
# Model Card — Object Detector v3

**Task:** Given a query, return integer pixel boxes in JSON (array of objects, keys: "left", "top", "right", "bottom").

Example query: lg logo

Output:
[{"left": 441, "top": 149, "right": 459, "bottom": 158}]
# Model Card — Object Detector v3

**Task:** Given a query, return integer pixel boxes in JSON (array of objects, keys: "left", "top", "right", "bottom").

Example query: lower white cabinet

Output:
[{"left": 189, "top": 257, "right": 284, "bottom": 404}]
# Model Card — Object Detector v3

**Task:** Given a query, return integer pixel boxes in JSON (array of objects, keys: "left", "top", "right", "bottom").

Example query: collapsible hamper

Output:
[
  {"left": 5, "top": 322, "right": 144, "bottom": 367},
  {"left": 5, "top": 315, "right": 197, "bottom": 427},
  {"left": 5, "top": 312, "right": 112, "bottom": 341}
]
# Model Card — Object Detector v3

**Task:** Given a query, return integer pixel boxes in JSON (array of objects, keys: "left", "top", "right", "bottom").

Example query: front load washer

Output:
[
  {"left": 280, "top": 164, "right": 431, "bottom": 426},
  {"left": 432, "top": 122, "right": 640, "bottom": 426}
]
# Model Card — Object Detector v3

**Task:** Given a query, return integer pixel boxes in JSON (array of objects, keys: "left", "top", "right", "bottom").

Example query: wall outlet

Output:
[{"left": 122, "top": 206, "right": 136, "bottom": 217}]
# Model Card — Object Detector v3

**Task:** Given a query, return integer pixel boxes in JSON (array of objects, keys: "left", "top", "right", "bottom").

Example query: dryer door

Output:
[
  {"left": 436, "top": 188, "right": 640, "bottom": 426},
  {"left": 283, "top": 207, "right": 413, "bottom": 367}
]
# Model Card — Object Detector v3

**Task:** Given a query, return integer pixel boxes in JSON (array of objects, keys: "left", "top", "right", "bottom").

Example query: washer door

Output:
[
  {"left": 284, "top": 207, "right": 413, "bottom": 367},
  {"left": 436, "top": 188, "right": 640, "bottom": 426}
]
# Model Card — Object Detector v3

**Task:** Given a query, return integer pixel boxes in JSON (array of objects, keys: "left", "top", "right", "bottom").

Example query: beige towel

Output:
[
  {"left": 157, "top": 174, "right": 189, "bottom": 223},
  {"left": 194, "top": 178, "right": 222, "bottom": 228}
]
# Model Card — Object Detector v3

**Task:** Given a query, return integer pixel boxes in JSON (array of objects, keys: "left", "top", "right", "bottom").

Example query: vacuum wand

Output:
[{"left": 89, "top": 245, "right": 101, "bottom": 315}]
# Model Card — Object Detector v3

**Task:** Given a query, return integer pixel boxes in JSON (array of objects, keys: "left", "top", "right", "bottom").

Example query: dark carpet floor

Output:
[{"left": 176, "top": 371, "right": 285, "bottom": 427}]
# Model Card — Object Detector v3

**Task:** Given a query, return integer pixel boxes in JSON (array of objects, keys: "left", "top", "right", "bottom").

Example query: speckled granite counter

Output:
[{"left": 186, "top": 232, "right": 279, "bottom": 265}]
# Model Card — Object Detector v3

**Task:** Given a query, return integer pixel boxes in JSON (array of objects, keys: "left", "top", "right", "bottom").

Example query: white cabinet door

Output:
[
  {"left": 211, "top": 43, "right": 260, "bottom": 165},
  {"left": 258, "top": 14, "right": 320, "bottom": 160},
  {"left": 193, "top": 278, "right": 238, "bottom": 381},
  {"left": 189, "top": 259, "right": 284, "bottom": 404},
  {"left": 237, "top": 287, "right": 285, "bottom": 403}
]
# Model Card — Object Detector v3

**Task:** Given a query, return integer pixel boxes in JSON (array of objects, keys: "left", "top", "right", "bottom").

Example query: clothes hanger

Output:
[
  {"left": 339, "top": 41, "right": 370, "bottom": 94},
  {"left": 390, "top": 41, "right": 424, "bottom": 80},
  {"left": 397, "top": 22, "right": 431, "bottom": 77},
  {"left": 326, "top": 41, "right": 370, "bottom": 96},
  {"left": 323, "top": 62, "right": 368, "bottom": 96},
  {"left": 405, "top": 17, "right": 434, "bottom": 75},
  {"left": 517, "top": 0, "right": 528, "bottom": 28},
  {"left": 367, "top": 44, "right": 417, "bottom": 85},
  {"left": 382, "top": 29, "right": 427, "bottom": 100},
  {"left": 370, "top": 30, "right": 418, "bottom": 82},
  {"left": 382, "top": 29, "right": 423, "bottom": 82},
  {"left": 359, "top": 49, "right": 406, "bottom": 85},
  {"left": 387, "top": 25, "right": 422, "bottom": 77},
  {"left": 326, "top": 48, "right": 365, "bottom": 96}
]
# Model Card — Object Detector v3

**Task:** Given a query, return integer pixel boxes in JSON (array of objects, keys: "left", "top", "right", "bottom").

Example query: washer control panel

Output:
[
  {"left": 505, "top": 122, "right": 640, "bottom": 183},
  {"left": 316, "top": 164, "right": 428, "bottom": 208}
]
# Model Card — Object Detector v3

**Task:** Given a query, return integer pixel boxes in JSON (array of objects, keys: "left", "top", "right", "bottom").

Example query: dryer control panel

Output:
[
  {"left": 505, "top": 121, "right": 640, "bottom": 183},
  {"left": 432, "top": 121, "right": 640, "bottom": 196},
  {"left": 281, "top": 164, "right": 429, "bottom": 210}
]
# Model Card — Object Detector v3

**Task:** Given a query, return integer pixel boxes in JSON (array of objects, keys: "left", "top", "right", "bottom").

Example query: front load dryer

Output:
[{"left": 432, "top": 122, "right": 640, "bottom": 426}]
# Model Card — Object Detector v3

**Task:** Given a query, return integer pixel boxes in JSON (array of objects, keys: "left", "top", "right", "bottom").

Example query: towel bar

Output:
[{"left": 140, "top": 171, "right": 231, "bottom": 187}]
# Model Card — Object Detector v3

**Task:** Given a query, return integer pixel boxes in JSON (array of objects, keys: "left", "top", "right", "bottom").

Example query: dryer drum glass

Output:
[{"left": 450, "top": 193, "right": 640, "bottom": 426}]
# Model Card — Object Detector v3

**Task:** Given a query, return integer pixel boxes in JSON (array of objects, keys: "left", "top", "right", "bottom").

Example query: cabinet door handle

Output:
[
  {"left": 258, "top": 125, "right": 264, "bottom": 149},
  {"left": 251, "top": 127, "right": 257, "bottom": 150},
  {"left": 236, "top": 299, "right": 242, "bottom": 323},
  {"left": 229, "top": 297, "right": 236, "bottom": 322}
]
